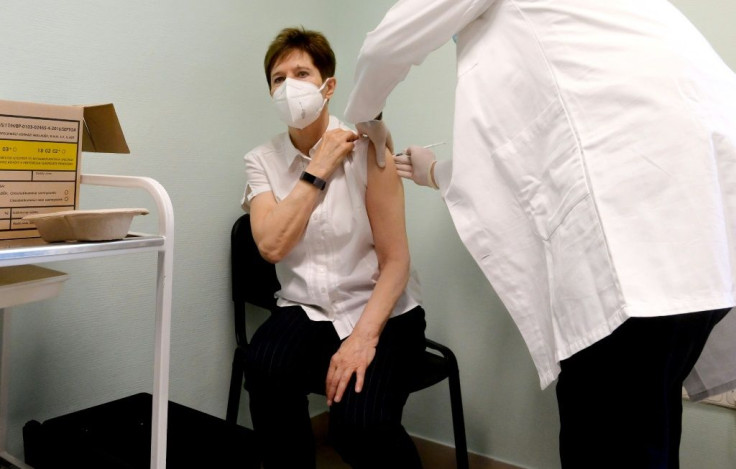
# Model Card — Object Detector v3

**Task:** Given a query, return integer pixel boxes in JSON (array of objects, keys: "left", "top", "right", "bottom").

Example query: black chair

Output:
[{"left": 226, "top": 213, "right": 469, "bottom": 469}]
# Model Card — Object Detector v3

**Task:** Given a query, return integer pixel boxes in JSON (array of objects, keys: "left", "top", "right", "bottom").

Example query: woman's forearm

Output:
[
  {"left": 325, "top": 253, "right": 409, "bottom": 405},
  {"left": 250, "top": 182, "right": 322, "bottom": 263},
  {"left": 351, "top": 255, "right": 410, "bottom": 343},
  {"left": 251, "top": 128, "right": 359, "bottom": 262}
]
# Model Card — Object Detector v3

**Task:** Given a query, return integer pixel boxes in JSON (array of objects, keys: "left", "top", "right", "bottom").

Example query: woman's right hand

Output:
[
  {"left": 325, "top": 333, "right": 378, "bottom": 406},
  {"left": 307, "top": 129, "right": 359, "bottom": 180}
]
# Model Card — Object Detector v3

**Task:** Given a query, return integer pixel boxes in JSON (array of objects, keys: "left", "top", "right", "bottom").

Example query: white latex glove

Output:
[
  {"left": 356, "top": 119, "right": 394, "bottom": 168},
  {"left": 393, "top": 145, "right": 438, "bottom": 189}
]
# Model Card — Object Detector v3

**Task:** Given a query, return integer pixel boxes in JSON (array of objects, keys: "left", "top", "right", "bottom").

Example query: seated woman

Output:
[{"left": 240, "top": 27, "right": 426, "bottom": 469}]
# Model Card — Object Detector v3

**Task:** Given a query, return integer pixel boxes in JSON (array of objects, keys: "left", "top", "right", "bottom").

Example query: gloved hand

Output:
[
  {"left": 356, "top": 119, "right": 394, "bottom": 168},
  {"left": 393, "top": 145, "right": 439, "bottom": 189}
]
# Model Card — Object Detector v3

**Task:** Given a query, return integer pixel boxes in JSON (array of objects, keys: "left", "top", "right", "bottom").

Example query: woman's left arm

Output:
[{"left": 325, "top": 143, "right": 411, "bottom": 405}]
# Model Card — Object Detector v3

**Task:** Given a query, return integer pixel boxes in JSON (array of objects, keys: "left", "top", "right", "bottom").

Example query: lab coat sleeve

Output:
[
  {"left": 344, "top": 0, "right": 498, "bottom": 123},
  {"left": 433, "top": 159, "right": 452, "bottom": 194}
]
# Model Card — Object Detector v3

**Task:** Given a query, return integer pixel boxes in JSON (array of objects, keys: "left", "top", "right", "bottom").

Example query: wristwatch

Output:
[{"left": 299, "top": 171, "right": 327, "bottom": 190}]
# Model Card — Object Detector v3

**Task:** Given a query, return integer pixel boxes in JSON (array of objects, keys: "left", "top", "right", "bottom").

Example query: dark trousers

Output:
[
  {"left": 556, "top": 308, "right": 730, "bottom": 469},
  {"left": 245, "top": 305, "right": 427, "bottom": 469}
]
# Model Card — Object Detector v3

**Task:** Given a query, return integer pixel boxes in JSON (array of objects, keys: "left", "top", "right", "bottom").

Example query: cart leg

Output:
[{"left": 151, "top": 250, "right": 173, "bottom": 469}]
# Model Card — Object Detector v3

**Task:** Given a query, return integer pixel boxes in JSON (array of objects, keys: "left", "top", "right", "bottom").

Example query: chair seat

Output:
[
  {"left": 407, "top": 351, "right": 452, "bottom": 393},
  {"left": 236, "top": 344, "right": 451, "bottom": 396}
]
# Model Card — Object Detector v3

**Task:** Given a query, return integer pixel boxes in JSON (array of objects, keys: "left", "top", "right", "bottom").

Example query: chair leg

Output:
[
  {"left": 226, "top": 350, "right": 245, "bottom": 424},
  {"left": 448, "top": 365, "right": 469, "bottom": 469}
]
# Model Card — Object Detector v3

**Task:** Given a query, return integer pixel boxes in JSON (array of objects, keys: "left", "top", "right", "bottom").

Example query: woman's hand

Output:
[
  {"left": 325, "top": 333, "right": 378, "bottom": 406},
  {"left": 307, "top": 128, "right": 359, "bottom": 180}
]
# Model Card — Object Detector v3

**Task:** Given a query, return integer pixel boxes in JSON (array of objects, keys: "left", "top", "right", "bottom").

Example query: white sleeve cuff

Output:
[{"left": 433, "top": 159, "right": 452, "bottom": 193}]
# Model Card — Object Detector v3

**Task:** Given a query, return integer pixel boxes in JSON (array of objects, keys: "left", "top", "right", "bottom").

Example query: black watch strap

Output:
[{"left": 300, "top": 171, "right": 327, "bottom": 190}]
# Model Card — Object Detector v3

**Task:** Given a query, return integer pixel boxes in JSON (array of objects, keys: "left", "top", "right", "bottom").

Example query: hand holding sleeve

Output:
[{"left": 356, "top": 119, "right": 394, "bottom": 168}]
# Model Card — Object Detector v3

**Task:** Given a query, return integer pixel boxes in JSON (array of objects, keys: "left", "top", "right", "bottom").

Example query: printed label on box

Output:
[{"left": 0, "top": 111, "right": 80, "bottom": 240}]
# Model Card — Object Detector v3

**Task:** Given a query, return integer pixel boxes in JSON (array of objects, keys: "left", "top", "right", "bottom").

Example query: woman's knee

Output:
[{"left": 244, "top": 347, "right": 298, "bottom": 393}]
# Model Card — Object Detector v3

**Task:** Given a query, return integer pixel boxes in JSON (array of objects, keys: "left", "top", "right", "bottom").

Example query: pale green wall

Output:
[{"left": 1, "top": 1, "right": 734, "bottom": 468}]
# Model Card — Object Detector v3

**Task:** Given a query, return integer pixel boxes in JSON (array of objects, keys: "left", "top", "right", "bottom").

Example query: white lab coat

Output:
[{"left": 345, "top": 0, "right": 736, "bottom": 395}]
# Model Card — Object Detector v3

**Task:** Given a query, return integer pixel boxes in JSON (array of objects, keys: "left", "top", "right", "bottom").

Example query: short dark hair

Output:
[{"left": 264, "top": 27, "right": 336, "bottom": 85}]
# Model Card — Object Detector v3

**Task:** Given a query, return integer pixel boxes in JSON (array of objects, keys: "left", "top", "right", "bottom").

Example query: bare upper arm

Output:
[{"left": 365, "top": 145, "right": 410, "bottom": 266}]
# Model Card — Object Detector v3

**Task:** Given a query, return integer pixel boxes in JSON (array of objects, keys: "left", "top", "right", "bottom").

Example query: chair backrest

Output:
[{"left": 230, "top": 213, "right": 280, "bottom": 346}]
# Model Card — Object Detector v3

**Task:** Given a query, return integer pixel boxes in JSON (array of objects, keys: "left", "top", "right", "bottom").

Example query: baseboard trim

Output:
[{"left": 311, "top": 412, "right": 521, "bottom": 469}]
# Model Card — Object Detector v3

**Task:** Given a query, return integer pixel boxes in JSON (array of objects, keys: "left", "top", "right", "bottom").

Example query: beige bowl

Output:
[{"left": 23, "top": 208, "right": 149, "bottom": 242}]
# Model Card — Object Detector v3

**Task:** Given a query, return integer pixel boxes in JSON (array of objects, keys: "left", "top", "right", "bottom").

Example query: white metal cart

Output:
[{"left": 0, "top": 173, "right": 174, "bottom": 469}]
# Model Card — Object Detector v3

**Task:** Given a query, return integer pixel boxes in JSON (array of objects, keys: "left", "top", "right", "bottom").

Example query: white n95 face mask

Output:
[{"left": 272, "top": 78, "right": 330, "bottom": 129}]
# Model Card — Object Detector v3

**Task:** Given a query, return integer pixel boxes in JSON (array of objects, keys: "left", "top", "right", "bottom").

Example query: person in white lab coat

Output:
[{"left": 344, "top": 1, "right": 736, "bottom": 467}]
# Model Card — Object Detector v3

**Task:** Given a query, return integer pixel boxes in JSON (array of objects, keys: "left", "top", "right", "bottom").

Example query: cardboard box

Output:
[{"left": 0, "top": 99, "right": 129, "bottom": 243}]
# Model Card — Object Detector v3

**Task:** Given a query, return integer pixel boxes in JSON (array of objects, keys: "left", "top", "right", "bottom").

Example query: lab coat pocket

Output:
[{"left": 492, "top": 100, "right": 588, "bottom": 240}]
